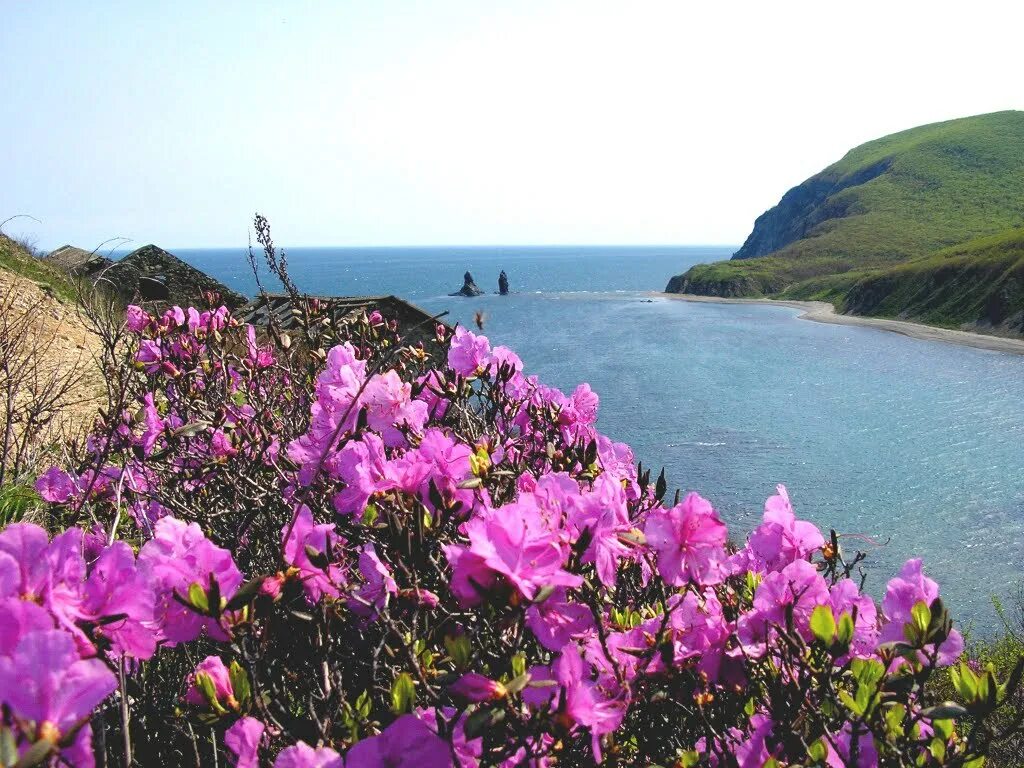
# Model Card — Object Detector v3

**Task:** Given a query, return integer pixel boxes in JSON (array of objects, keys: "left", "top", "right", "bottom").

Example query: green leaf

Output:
[
  {"left": 363, "top": 503, "right": 379, "bottom": 526},
  {"left": 187, "top": 582, "right": 209, "bottom": 614},
  {"left": 911, "top": 600, "right": 931, "bottom": 634},
  {"left": 355, "top": 689, "right": 372, "bottom": 718},
  {"left": 504, "top": 672, "right": 531, "bottom": 695},
  {"left": 195, "top": 671, "right": 226, "bottom": 713},
  {"left": 0, "top": 727, "right": 18, "bottom": 768},
  {"left": 921, "top": 703, "right": 969, "bottom": 720},
  {"left": 932, "top": 717, "right": 954, "bottom": 740},
  {"left": 678, "top": 751, "right": 700, "bottom": 768},
  {"left": 225, "top": 578, "right": 265, "bottom": 611},
  {"left": 807, "top": 738, "right": 828, "bottom": 762},
  {"left": 12, "top": 739, "right": 52, "bottom": 768},
  {"left": 839, "top": 690, "right": 863, "bottom": 717},
  {"left": 511, "top": 653, "right": 526, "bottom": 679},
  {"left": 463, "top": 707, "right": 505, "bottom": 740},
  {"left": 229, "top": 661, "right": 250, "bottom": 708},
  {"left": 390, "top": 672, "right": 416, "bottom": 714},
  {"left": 836, "top": 612, "right": 855, "bottom": 647},
  {"left": 810, "top": 604, "right": 837, "bottom": 644},
  {"left": 444, "top": 634, "right": 472, "bottom": 670}
]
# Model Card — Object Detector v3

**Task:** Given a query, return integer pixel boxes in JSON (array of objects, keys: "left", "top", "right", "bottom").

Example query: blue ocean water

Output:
[{"left": 174, "top": 245, "right": 1024, "bottom": 632}]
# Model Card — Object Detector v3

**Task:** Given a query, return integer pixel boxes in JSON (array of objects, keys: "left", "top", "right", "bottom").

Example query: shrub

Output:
[{"left": 3, "top": 294, "right": 1023, "bottom": 768}]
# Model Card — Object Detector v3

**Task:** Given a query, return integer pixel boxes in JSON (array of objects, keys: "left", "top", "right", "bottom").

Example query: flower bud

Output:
[{"left": 448, "top": 673, "right": 506, "bottom": 703}]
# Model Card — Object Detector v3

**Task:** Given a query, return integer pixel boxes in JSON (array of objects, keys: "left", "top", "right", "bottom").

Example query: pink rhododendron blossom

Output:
[
  {"left": 184, "top": 655, "right": 234, "bottom": 708},
  {"left": 448, "top": 672, "right": 506, "bottom": 702},
  {"left": 553, "top": 647, "right": 627, "bottom": 762},
  {"left": 447, "top": 326, "right": 492, "bottom": 377},
  {"left": 361, "top": 370, "right": 428, "bottom": 447},
  {"left": 0, "top": 629, "right": 117, "bottom": 749},
  {"left": 566, "top": 474, "right": 632, "bottom": 588},
  {"left": 328, "top": 432, "right": 394, "bottom": 516},
  {"left": 274, "top": 742, "right": 344, "bottom": 768},
  {"left": 125, "top": 304, "right": 150, "bottom": 332},
  {"left": 348, "top": 544, "right": 397, "bottom": 618},
  {"left": 225, "top": 717, "right": 265, "bottom": 768},
  {"left": 525, "top": 587, "right": 596, "bottom": 651},
  {"left": 345, "top": 714, "right": 450, "bottom": 768},
  {"left": 644, "top": 492, "right": 728, "bottom": 586},
  {"left": 739, "top": 559, "right": 830, "bottom": 655},
  {"left": 747, "top": 485, "right": 825, "bottom": 572},
  {"left": 447, "top": 502, "right": 582, "bottom": 604},
  {"left": 282, "top": 505, "right": 345, "bottom": 603},
  {"left": 879, "top": 558, "right": 963, "bottom": 665},
  {"left": 735, "top": 714, "right": 777, "bottom": 768},
  {"left": 138, "top": 516, "right": 243, "bottom": 644},
  {"left": 829, "top": 578, "right": 879, "bottom": 659},
  {"left": 35, "top": 466, "right": 75, "bottom": 503}
]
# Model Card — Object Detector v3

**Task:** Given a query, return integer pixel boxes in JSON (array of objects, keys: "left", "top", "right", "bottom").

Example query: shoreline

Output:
[{"left": 652, "top": 292, "right": 1024, "bottom": 356}]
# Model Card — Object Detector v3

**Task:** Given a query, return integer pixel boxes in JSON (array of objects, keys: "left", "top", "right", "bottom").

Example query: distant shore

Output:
[{"left": 653, "top": 292, "right": 1024, "bottom": 356}]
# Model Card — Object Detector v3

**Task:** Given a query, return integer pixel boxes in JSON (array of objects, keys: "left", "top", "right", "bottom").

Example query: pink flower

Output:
[
  {"left": 348, "top": 544, "right": 397, "bottom": 619},
  {"left": 526, "top": 587, "right": 596, "bottom": 651},
  {"left": 739, "top": 559, "right": 830, "bottom": 655},
  {"left": 282, "top": 505, "right": 345, "bottom": 603},
  {"left": 245, "top": 325, "right": 275, "bottom": 369},
  {"left": 35, "top": 466, "right": 75, "bottom": 503},
  {"left": 644, "top": 492, "right": 728, "bottom": 586},
  {"left": 0, "top": 629, "right": 117, "bottom": 749},
  {"left": 566, "top": 474, "right": 632, "bottom": 588},
  {"left": 448, "top": 672, "right": 506, "bottom": 702},
  {"left": 829, "top": 579, "right": 879, "bottom": 659},
  {"left": 125, "top": 304, "right": 150, "bottom": 332},
  {"left": 0, "top": 522, "right": 52, "bottom": 600},
  {"left": 274, "top": 742, "right": 344, "bottom": 768},
  {"left": 747, "top": 485, "right": 824, "bottom": 572},
  {"left": 0, "top": 597, "right": 53, "bottom": 656},
  {"left": 447, "top": 502, "right": 582, "bottom": 605},
  {"left": 327, "top": 433, "right": 394, "bottom": 517},
  {"left": 553, "top": 648, "right": 626, "bottom": 762},
  {"left": 442, "top": 544, "right": 498, "bottom": 607},
  {"left": 345, "top": 714, "right": 450, "bottom": 768},
  {"left": 879, "top": 558, "right": 963, "bottom": 666},
  {"left": 185, "top": 655, "right": 234, "bottom": 708},
  {"left": 138, "top": 516, "right": 243, "bottom": 644},
  {"left": 361, "top": 370, "right": 428, "bottom": 447},
  {"left": 447, "top": 327, "right": 491, "bottom": 377},
  {"left": 225, "top": 717, "right": 265, "bottom": 768},
  {"left": 75, "top": 541, "right": 157, "bottom": 659}
]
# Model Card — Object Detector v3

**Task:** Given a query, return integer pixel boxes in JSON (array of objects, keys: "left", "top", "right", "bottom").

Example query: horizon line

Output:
[{"left": 101, "top": 242, "right": 741, "bottom": 252}]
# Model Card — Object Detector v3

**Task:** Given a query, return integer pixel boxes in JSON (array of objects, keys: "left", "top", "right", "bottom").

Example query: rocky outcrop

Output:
[
  {"left": 665, "top": 273, "right": 767, "bottom": 297},
  {"left": 732, "top": 159, "right": 890, "bottom": 260},
  {"left": 450, "top": 271, "right": 484, "bottom": 297},
  {"left": 498, "top": 270, "right": 509, "bottom": 295},
  {"left": 100, "top": 245, "right": 248, "bottom": 309}
]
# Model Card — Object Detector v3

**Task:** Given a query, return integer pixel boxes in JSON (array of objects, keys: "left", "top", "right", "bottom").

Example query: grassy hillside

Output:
[
  {"left": 668, "top": 111, "right": 1024, "bottom": 332},
  {"left": 0, "top": 234, "right": 77, "bottom": 303}
]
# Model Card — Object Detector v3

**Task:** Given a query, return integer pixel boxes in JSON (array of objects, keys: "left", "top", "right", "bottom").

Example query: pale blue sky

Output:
[{"left": 2, "top": 1, "right": 1021, "bottom": 250}]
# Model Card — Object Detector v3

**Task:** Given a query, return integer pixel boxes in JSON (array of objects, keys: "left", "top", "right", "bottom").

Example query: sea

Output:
[{"left": 169, "top": 244, "right": 1024, "bottom": 633}]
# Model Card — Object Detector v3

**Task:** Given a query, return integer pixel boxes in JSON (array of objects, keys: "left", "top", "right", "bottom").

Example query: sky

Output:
[{"left": 2, "top": 0, "right": 1022, "bottom": 250}]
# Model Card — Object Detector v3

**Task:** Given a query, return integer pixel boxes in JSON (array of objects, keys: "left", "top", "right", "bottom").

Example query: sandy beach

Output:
[{"left": 654, "top": 292, "right": 1024, "bottom": 356}]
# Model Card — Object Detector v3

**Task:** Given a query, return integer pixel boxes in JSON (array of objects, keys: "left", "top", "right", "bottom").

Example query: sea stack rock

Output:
[
  {"left": 450, "top": 271, "right": 484, "bottom": 297},
  {"left": 498, "top": 270, "right": 509, "bottom": 295}
]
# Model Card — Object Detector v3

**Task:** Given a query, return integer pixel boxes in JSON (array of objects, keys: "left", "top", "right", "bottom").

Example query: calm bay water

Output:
[{"left": 175, "top": 245, "right": 1024, "bottom": 632}]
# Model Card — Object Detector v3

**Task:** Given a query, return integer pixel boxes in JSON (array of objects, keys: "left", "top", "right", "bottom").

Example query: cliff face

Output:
[
  {"left": 731, "top": 159, "right": 889, "bottom": 260},
  {"left": 664, "top": 111, "right": 1024, "bottom": 333}
]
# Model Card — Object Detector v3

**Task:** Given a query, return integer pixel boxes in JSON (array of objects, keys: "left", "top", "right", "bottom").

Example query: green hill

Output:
[{"left": 667, "top": 111, "right": 1024, "bottom": 333}]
